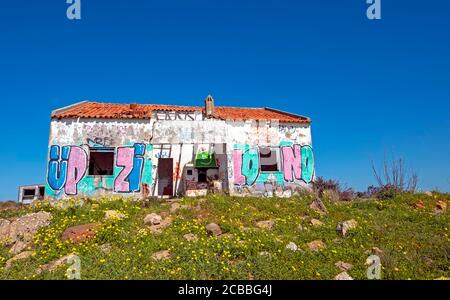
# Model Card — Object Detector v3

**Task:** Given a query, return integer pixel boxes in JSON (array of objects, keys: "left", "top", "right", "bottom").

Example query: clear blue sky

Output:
[{"left": 0, "top": 0, "right": 449, "bottom": 200}]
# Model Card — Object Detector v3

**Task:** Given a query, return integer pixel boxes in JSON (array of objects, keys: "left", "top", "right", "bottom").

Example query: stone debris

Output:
[
  {"left": 310, "top": 219, "right": 324, "bottom": 227},
  {"left": 205, "top": 223, "right": 222, "bottom": 236},
  {"left": 307, "top": 240, "right": 325, "bottom": 251},
  {"left": 286, "top": 242, "right": 298, "bottom": 252},
  {"left": 36, "top": 254, "right": 76, "bottom": 274},
  {"left": 256, "top": 220, "right": 274, "bottom": 230},
  {"left": 309, "top": 198, "right": 328, "bottom": 215},
  {"left": 335, "top": 261, "right": 353, "bottom": 271},
  {"left": 335, "top": 271, "right": 353, "bottom": 280},
  {"left": 152, "top": 250, "right": 170, "bottom": 261},
  {"left": 61, "top": 223, "right": 100, "bottom": 243},
  {"left": 144, "top": 213, "right": 162, "bottom": 225},
  {"left": 336, "top": 219, "right": 358, "bottom": 237},
  {"left": 5, "top": 251, "right": 33, "bottom": 269},
  {"left": 183, "top": 233, "right": 198, "bottom": 242}
]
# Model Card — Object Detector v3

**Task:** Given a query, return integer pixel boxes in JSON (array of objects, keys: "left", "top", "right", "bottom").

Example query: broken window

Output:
[
  {"left": 88, "top": 149, "right": 114, "bottom": 176},
  {"left": 259, "top": 147, "right": 279, "bottom": 172}
]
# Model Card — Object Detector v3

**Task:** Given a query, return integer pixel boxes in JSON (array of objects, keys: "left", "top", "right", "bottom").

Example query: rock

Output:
[
  {"left": 10, "top": 241, "right": 30, "bottom": 255},
  {"left": 413, "top": 201, "right": 425, "bottom": 209},
  {"left": 148, "top": 217, "right": 173, "bottom": 234},
  {"left": 144, "top": 213, "right": 162, "bottom": 225},
  {"left": 104, "top": 210, "right": 125, "bottom": 220},
  {"left": 100, "top": 243, "right": 112, "bottom": 254},
  {"left": 36, "top": 254, "right": 75, "bottom": 274},
  {"left": 309, "top": 198, "right": 328, "bottom": 215},
  {"left": 5, "top": 251, "right": 33, "bottom": 269},
  {"left": 152, "top": 250, "right": 170, "bottom": 261},
  {"left": 335, "top": 271, "right": 353, "bottom": 280},
  {"left": 434, "top": 201, "right": 447, "bottom": 213},
  {"left": 206, "top": 223, "right": 222, "bottom": 236},
  {"left": 335, "top": 261, "right": 353, "bottom": 271},
  {"left": 424, "top": 191, "right": 433, "bottom": 197},
  {"left": 310, "top": 219, "right": 324, "bottom": 227},
  {"left": 336, "top": 219, "right": 358, "bottom": 237},
  {"left": 8, "top": 212, "right": 52, "bottom": 245},
  {"left": 307, "top": 240, "right": 325, "bottom": 252},
  {"left": 256, "top": 220, "right": 274, "bottom": 230},
  {"left": 61, "top": 223, "right": 99, "bottom": 243},
  {"left": 259, "top": 251, "right": 270, "bottom": 256},
  {"left": 183, "top": 233, "right": 198, "bottom": 242},
  {"left": 286, "top": 242, "right": 298, "bottom": 252},
  {"left": 0, "top": 219, "right": 11, "bottom": 244},
  {"left": 169, "top": 202, "right": 181, "bottom": 213}
]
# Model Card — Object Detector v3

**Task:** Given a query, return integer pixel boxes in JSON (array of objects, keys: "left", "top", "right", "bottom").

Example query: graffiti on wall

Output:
[
  {"left": 233, "top": 143, "right": 314, "bottom": 195},
  {"left": 46, "top": 143, "right": 152, "bottom": 197},
  {"left": 47, "top": 145, "right": 88, "bottom": 195}
]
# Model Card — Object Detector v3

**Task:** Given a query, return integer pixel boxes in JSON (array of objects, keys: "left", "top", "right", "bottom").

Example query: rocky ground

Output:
[{"left": 0, "top": 192, "right": 448, "bottom": 280}]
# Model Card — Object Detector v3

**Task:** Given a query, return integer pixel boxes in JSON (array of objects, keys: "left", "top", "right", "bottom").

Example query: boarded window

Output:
[
  {"left": 89, "top": 150, "right": 114, "bottom": 175},
  {"left": 259, "top": 147, "right": 279, "bottom": 172}
]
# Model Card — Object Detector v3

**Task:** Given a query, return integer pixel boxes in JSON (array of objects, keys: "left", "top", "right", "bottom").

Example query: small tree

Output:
[{"left": 371, "top": 155, "right": 418, "bottom": 195}]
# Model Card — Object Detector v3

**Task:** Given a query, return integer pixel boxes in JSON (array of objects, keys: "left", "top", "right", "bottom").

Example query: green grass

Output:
[{"left": 0, "top": 193, "right": 448, "bottom": 280}]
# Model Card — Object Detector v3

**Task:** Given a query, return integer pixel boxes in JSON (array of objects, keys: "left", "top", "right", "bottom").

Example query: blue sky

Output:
[{"left": 0, "top": 0, "right": 449, "bottom": 200}]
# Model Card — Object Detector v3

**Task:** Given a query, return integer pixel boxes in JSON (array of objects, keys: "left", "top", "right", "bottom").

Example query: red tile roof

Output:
[{"left": 52, "top": 101, "right": 310, "bottom": 123}]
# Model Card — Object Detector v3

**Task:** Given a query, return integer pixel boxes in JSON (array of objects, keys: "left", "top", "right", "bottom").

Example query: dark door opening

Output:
[{"left": 158, "top": 158, "right": 173, "bottom": 196}]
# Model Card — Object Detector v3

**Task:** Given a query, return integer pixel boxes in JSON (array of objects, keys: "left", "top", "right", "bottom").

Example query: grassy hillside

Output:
[{"left": 0, "top": 193, "right": 448, "bottom": 280}]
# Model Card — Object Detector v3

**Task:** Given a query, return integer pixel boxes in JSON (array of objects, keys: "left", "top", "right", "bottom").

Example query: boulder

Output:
[
  {"left": 309, "top": 198, "right": 328, "bottom": 215},
  {"left": 152, "top": 250, "right": 170, "bottom": 261},
  {"left": 10, "top": 241, "right": 30, "bottom": 255},
  {"left": 36, "top": 254, "right": 75, "bottom": 274},
  {"left": 434, "top": 201, "right": 447, "bottom": 214},
  {"left": 0, "top": 219, "right": 11, "bottom": 244},
  {"left": 336, "top": 219, "right": 358, "bottom": 236},
  {"left": 335, "top": 271, "right": 353, "bottom": 280},
  {"left": 286, "top": 242, "right": 298, "bottom": 252},
  {"left": 335, "top": 261, "right": 353, "bottom": 271},
  {"left": 183, "top": 233, "right": 198, "bottom": 242},
  {"left": 100, "top": 243, "right": 112, "bottom": 254},
  {"left": 144, "top": 213, "right": 162, "bottom": 225},
  {"left": 8, "top": 212, "right": 52, "bottom": 244},
  {"left": 5, "top": 251, "right": 33, "bottom": 269},
  {"left": 256, "top": 220, "right": 274, "bottom": 230},
  {"left": 310, "top": 219, "right": 324, "bottom": 227},
  {"left": 206, "top": 223, "right": 222, "bottom": 236},
  {"left": 104, "top": 210, "right": 125, "bottom": 221},
  {"left": 61, "top": 223, "right": 99, "bottom": 243},
  {"left": 307, "top": 240, "right": 325, "bottom": 252},
  {"left": 148, "top": 217, "right": 173, "bottom": 234}
]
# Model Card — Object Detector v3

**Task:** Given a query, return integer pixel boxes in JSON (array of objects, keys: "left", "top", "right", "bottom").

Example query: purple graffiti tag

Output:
[
  {"left": 281, "top": 144, "right": 301, "bottom": 182},
  {"left": 233, "top": 149, "right": 246, "bottom": 185},
  {"left": 114, "top": 147, "right": 134, "bottom": 192}
]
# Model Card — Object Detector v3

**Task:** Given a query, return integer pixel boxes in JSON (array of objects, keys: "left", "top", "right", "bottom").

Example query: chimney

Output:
[{"left": 205, "top": 95, "right": 215, "bottom": 117}]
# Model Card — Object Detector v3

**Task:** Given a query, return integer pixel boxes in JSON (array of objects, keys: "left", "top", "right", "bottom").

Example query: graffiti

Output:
[
  {"left": 86, "top": 137, "right": 114, "bottom": 148},
  {"left": 47, "top": 145, "right": 88, "bottom": 195},
  {"left": 233, "top": 143, "right": 315, "bottom": 190},
  {"left": 114, "top": 143, "right": 146, "bottom": 193},
  {"left": 47, "top": 143, "right": 152, "bottom": 197}
]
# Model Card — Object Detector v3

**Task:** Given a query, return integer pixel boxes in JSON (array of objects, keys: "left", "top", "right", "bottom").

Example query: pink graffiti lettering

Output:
[
  {"left": 114, "top": 147, "right": 134, "bottom": 192},
  {"left": 64, "top": 146, "right": 88, "bottom": 195},
  {"left": 233, "top": 149, "right": 246, "bottom": 185},
  {"left": 281, "top": 145, "right": 302, "bottom": 182}
]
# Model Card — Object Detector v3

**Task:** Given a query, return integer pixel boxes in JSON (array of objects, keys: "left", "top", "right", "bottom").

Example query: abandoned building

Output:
[
  {"left": 18, "top": 184, "right": 45, "bottom": 204},
  {"left": 45, "top": 96, "right": 315, "bottom": 199}
]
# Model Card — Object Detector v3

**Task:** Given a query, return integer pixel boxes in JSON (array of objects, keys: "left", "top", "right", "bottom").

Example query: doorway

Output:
[{"left": 158, "top": 158, "right": 173, "bottom": 196}]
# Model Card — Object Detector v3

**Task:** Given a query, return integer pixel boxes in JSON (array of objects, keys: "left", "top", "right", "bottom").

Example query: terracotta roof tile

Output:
[{"left": 52, "top": 101, "right": 310, "bottom": 123}]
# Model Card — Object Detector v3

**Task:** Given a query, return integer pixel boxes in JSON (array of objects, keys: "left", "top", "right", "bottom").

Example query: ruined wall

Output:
[
  {"left": 45, "top": 116, "right": 314, "bottom": 199},
  {"left": 227, "top": 120, "right": 314, "bottom": 197}
]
